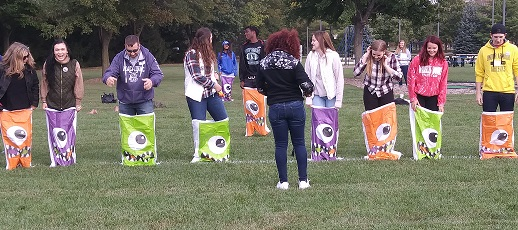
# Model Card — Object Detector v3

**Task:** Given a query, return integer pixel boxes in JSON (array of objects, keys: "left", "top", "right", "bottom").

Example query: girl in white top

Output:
[
  {"left": 305, "top": 31, "right": 344, "bottom": 108},
  {"left": 395, "top": 40, "right": 411, "bottom": 86}
]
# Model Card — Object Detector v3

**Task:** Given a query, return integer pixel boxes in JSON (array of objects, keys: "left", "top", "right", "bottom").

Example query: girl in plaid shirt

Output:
[{"left": 353, "top": 40, "right": 402, "bottom": 110}]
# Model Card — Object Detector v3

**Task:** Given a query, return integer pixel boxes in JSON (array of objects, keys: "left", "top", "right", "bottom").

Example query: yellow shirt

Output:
[{"left": 475, "top": 40, "right": 518, "bottom": 93}]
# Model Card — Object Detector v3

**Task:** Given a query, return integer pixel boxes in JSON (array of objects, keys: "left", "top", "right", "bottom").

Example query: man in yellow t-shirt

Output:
[{"left": 475, "top": 23, "right": 518, "bottom": 112}]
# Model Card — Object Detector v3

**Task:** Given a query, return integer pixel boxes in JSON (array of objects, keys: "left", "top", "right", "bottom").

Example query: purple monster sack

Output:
[
  {"left": 311, "top": 107, "right": 339, "bottom": 161},
  {"left": 45, "top": 108, "right": 77, "bottom": 167}
]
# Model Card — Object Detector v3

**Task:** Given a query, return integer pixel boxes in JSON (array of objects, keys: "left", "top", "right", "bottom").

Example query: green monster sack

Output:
[
  {"left": 192, "top": 118, "right": 230, "bottom": 162},
  {"left": 409, "top": 105, "right": 443, "bottom": 160},
  {"left": 119, "top": 113, "right": 156, "bottom": 166}
]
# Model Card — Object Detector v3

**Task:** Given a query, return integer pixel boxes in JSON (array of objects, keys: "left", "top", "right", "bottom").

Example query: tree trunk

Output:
[
  {"left": 353, "top": 21, "right": 364, "bottom": 65},
  {"left": 100, "top": 28, "right": 113, "bottom": 73}
]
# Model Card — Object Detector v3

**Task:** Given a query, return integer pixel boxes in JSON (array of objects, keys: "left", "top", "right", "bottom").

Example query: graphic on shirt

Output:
[
  {"left": 245, "top": 47, "right": 262, "bottom": 65},
  {"left": 409, "top": 105, "right": 443, "bottom": 160},
  {"left": 311, "top": 107, "right": 339, "bottom": 161},
  {"left": 419, "top": 66, "right": 443, "bottom": 78},
  {"left": 123, "top": 61, "right": 146, "bottom": 83},
  {"left": 479, "top": 111, "right": 517, "bottom": 159}
]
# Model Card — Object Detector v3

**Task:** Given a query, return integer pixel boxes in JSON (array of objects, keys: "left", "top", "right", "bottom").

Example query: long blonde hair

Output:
[
  {"left": 395, "top": 40, "right": 408, "bottom": 55},
  {"left": 312, "top": 31, "right": 336, "bottom": 55},
  {"left": 1, "top": 42, "right": 35, "bottom": 78},
  {"left": 366, "top": 40, "right": 389, "bottom": 77}
]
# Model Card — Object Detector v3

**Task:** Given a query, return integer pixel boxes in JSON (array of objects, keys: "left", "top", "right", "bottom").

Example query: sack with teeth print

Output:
[
  {"left": 0, "top": 109, "right": 33, "bottom": 170},
  {"left": 243, "top": 87, "right": 270, "bottom": 137},
  {"left": 361, "top": 102, "right": 401, "bottom": 160},
  {"left": 311, "top": 107, "right": 339, "bottom": 161},
  {"left": 479, "top": 111, "right": 517, "bottom": 159},
  {"left": 119, "top": 113, "right": 156, "bottom": 166},
  {"left": 409, "top": 105, "right": 443, "bottom": 160},
  {"left": 45, "top": 108, "right": 77, "bottom": 167},
  {"left": 192, "top": 118, "right": 230, "bottom": 162}
]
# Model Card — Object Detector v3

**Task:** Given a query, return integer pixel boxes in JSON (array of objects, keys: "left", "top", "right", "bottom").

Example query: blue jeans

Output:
[
  {"left": 268, "top": 100, "right": 308, "bottom": 183},
  {"left": 119, "top": 100, "right": 154, "bottom": 115},
  {"left": 312, "top": 95, "right": 336, "bottom": 108},
  {"left": 482, "top": 91, "right": 515, "bottom": 112},
  {"left": 399, "top": 65, "right": 408, "bottom": 86},
  {"left": 186, "top": 94, "right": 228, "bottom": 121}
]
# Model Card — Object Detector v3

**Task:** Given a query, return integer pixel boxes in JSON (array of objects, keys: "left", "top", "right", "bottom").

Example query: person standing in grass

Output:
[
  {"left": 304, "top": 30, "right": 344, "bottom": 108},
  {"left": 407, "top": 35, "right": 448, "bottom": 112},
  {"left": 395, "top": 40, "right": 411, "bottom": 86},
  {"left": 256, "top": 28, "right": 314, "bottom": 190},
  {"left": 103, "top": 35, "right": 164, "bottom": 115},
  {"left": 353, "top": 40, "right": 402, "bottom": 111},
  {"left": 217, "top": 40, "right": 238, "bottom": 101},
  {"left": 41, "top": 39, "right": 84, "bottom": 112},
  {"left": 184, "top": 27, "right": 229, "bottom": 163},
  {"left": 475, "top": 23, "right": 518, "bottom": 112}
]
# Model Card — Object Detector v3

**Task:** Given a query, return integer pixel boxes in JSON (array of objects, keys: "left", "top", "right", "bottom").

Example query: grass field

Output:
[{"left": 2, "top": 64, "right": 518, "bottom": 229}]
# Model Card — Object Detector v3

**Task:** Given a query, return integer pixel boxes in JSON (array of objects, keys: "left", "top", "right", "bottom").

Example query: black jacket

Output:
[{"left": 0, "top": 65, "right": 40, "bottom": 109}]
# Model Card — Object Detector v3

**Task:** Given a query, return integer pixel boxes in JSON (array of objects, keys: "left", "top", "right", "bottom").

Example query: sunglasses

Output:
[
  {"left": 126, "top": 48, "right": 139, "bottom": 54},
  {"left": 23, "top": 54, "right": 29, "bottom": 61}
]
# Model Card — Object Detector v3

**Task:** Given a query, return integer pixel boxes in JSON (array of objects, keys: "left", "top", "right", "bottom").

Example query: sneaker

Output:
[
  {"left": 191, "top": 156, "right": 201, "bottom": 163},
  {"left": 298, "top": 180, "right": 310, "bottom": 189},
  {"left": 276, "top": 181, "right": 289, "bottom": 190}
]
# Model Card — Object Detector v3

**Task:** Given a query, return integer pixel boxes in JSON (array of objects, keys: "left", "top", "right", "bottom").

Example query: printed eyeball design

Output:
[
  {"left": 223, "top": 84, "right": 232, "bottom": 93},
  {"left": 422, "top": 128, "right": 439, "bottom": 148},
  {"left": 245, "top": 100, "right": 259, "bottom": 116},
  {"left": 490, "top": 129, "right": 509, "bottom": 145},
  {"left": 7, "top": 126, "right": 27, "bottom": 146},
  {"left": 316, "top": 124, "right": 334, "bottom": 143},
  {"left": 208, "top": 135, "right": 228, "bottom": 154},
  {"left": 52, "top": 128, "right": 68, "bottom": 149},
  {"left": 375, "top": 123, "right": 391, "bottom": 141},
  {"left": 128, "top": 131, "right": 148, "bottom": 151}
]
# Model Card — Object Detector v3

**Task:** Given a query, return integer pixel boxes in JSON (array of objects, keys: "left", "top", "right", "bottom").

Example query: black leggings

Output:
[
  {"left": 416, "top": 94, "right": 439, "bottom": 111},
  {"left": 363, "top": 87, "right": 394, "bottom": 111}
]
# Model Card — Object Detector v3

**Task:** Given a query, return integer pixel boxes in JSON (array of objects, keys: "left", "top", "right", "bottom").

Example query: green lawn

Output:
[{"left": 1, "top": 65, "right": 517, "bottom": 229}]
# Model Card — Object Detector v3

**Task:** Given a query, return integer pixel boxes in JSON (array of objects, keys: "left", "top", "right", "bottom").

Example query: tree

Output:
[
  {"left": 0, "top": 0, "right": 39, "bottom": 51},
  {"left": 290, "top": 0, "right": 435, "bottom": 63},
  {"left": 453, "top": 4, "right": 482, "bottom": 54}
]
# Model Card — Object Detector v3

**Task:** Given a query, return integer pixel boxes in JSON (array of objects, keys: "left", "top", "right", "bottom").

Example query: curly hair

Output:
[
  {"left": 188, "top": 27, "right": 217, "bottom": 70},
  {"left": 265, "top": 28, "right": 301, "bottom": 59},
  {"left": 418, "top": 35, "right": 445, "bottom": 66}
]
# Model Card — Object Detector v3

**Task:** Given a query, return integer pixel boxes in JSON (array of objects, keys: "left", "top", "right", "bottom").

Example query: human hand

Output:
[
  {"left": 42, "top": 102, "right": 48, "bottom": 109},
  {"left": 361, "top": 46, "right": 371, "bottom": 62},
  {"left": 214, "top": 72, "right": 220, "bottom": 81},
  {"left": 411, "top": 99, "right": 420, "bottom": 111},
  {"left": 106, "top": 76, "right": 117, "bottom": 87},
  {"left": 515, "top": 92, "right": 518, "bottom": 104},
  {"left": 438, "top": 105, "right": 444, "bottom": 113},
  {"left": 240, "top": 81, "right": 244, "bottom": 89},
  {"left": 476, "top": 92, "right": 483, "bottom": 106},
  {"left": 31, "top": 106, "right": 36, "bottom": 110},
  {"left": 142, "top": 78, "right": 152, "bottom": 90},
  {"left": 214, "top": 83, "right": 222, "bottom": 92},
  {"left": 76, "top": 104, "right": 82, "bottom": 112}
]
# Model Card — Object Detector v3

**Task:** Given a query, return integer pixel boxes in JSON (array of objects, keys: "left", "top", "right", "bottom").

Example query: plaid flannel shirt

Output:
[
  {"left": 353, "top": 53, "right": 402, "bottom": 97},
  {"left": 184, "top": 50, "right": 216, "bottom": 99}
]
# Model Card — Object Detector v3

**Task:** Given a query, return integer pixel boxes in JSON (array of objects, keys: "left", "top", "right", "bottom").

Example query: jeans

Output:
[
  {"left": 312, "top": 95, "right": 336, "bottom": 108},
  {"left": 186, "top": 94, "right": 228, "bottom": 121},
  {"left": 482, "top": 91, "right": 515, "bottom": 112},
  {"left": 399, "top": 65, "right": 408, "bottom": 86},
  {"left": 119, "top": 100, "right": 154, "bottom": 115},
  {"left": 268, "top": 100, "right": 308, "bottom": 183}
]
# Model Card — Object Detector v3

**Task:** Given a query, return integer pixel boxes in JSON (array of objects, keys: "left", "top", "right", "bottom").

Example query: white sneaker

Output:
[
  {"left": 276, "top": 181, "right": 289, "bottom": 190},
  {"left": 299, "top": 180, "right": 310, "bottom": 189},
  {"left": 191, "top": 156, "right": 201, "bottom": 163}
]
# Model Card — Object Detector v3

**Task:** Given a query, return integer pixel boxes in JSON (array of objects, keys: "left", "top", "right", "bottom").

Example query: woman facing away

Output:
[
  {"left": 305, "top": 30, "right": 344, "bottom": 108},
  {"left": 395, "top": 40, "right": 411, "bottom": 86},
  {"left": 353, "top": 40, "right": 402, "bottom": 111},
  {"left": 407, "top": 35, "right": 448, "bottom": 112},
  {"left": 41, "top": 39, "right": 84, "bottom": 111},
  {"left": 256, "top": 28, "right": 314, "bottom": 190},
  {"left": 183, "top": 27, "right": 228, "bottom": 163}
]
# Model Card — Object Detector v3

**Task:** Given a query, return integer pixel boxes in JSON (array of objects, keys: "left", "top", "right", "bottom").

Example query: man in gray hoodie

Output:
[{"left": 103, "top": 35, "right": 164, "bottom": 115}]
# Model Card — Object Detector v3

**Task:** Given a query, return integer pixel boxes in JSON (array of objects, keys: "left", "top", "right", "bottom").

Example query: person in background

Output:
[
  {"left": 217, "top": 40, "right": 238, "bottom": 101},
  {"left": 407, "top": 35, "right": 449, "bottom": 112},
  {"left": 395, "top": 40, "right": 411, "bottom": 86},
  {"left": 305, "top": 30, "right": 344, "bottom": 108},
  {"left": 41, "top": 39, "right": 84, "bottom": 111},
  {"left": 353, "top": 40, "right": 402, "bottom": 111},
  {"left": 256, "top": 28, "right": 314, "bottom": 190}
]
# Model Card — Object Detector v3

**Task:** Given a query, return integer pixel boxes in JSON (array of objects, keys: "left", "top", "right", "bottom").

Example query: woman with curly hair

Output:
[{"left": 256, "top": 28, "right": 314, "bottom": 190}]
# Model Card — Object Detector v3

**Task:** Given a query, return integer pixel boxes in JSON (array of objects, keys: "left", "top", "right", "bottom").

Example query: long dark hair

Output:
[
  {"left": 418, "top": 35, "right": 445, "bottom": 66},
  {"left": 45, "top": 39, "right": 71, "bottom": 85},
  {"left": 188, "top": 27, "right": 216, "bottom": 69}
]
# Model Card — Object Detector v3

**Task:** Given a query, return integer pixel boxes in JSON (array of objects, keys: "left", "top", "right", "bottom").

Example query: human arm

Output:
[
  {"left": 102, "top": 53, "right": 121, "bottom": 86},
  {"left": 295, "top": 62, "right": 314, "bottom": 97},
  {"left": 217, "top": 53, "right": 222, "bottom": 73},
  {"left": 304, "top": 53, "right": 313, "bottom": 106},
  {"left": 385, "top": 53, "right": 402, "bottom": 82},
  {"left": 74, "top": 61, "right": 85, "bottom": 111},
  {"left": 147, "top": 55, "right": 164, "bottom": 88},
  {"left": 232, "top": 52, "right": 238, "bottom": 76},
  {"left": 437, "top": 60, "right": 449, "bottom": 112},
  {"left": 333, "top": 53, "right": 345, "bottom": 108},
  {"left": 239, "top": 48, "right": 246, "bottom": 88},
  {"left": 256, "top": 68, "right": 266, "bottom": 96},
  {"left": 407, "top": 57, "right": 418, "bottom": 109},
  {"left": 30, "top": 68, "right": 39, "bottom": 109},
  {"left": 352, "top": 49, "right": 370, "bottom": 77},
  {"left": 40, "top": 62, "right": 49, "bottom": 109},
  {"left": 475, "top": 51, "right": 484, "bottom": 105},
  {"left": 185, "top": 51, "right": 217, "bottom": 90}
]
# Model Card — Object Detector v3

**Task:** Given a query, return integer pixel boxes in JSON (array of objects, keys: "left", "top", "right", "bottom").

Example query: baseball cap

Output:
[
  {"left": 491, "top": 23, "right": 506, "bottom": 34},
  {"left": 222, "top": 40, "right": 230, "bottom": 46}
]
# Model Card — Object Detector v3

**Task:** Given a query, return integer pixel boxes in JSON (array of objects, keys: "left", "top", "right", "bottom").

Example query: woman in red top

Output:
[{"left": 408, "top": 35, "right": 449, "bottom": 112}]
